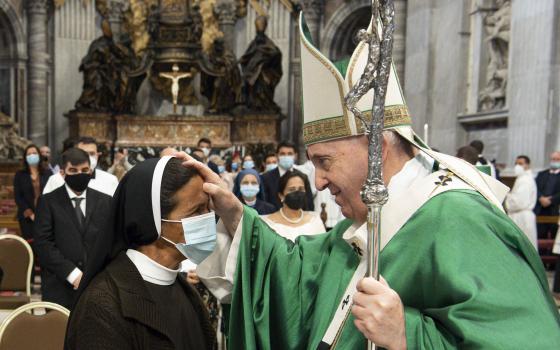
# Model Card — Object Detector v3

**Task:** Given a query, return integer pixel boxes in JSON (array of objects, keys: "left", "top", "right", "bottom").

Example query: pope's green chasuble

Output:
[{"left": 226, "top": 190, "right": 560, "bottom": 349}]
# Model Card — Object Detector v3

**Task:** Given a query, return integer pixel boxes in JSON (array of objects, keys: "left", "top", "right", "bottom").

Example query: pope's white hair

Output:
[{"left": 383, "top": 130, "right": 415, "bottom": 157}]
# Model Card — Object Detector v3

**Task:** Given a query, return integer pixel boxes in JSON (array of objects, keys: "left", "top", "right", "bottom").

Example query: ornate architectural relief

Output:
[{"left": 479, "top": 0, "right": 510, "bottom": 111}]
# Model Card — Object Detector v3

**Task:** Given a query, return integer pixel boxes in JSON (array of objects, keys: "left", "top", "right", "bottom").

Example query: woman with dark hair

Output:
[
  {"left": 262, "top": 169, "right": 325, "bottom": 241},
  {"left": 65, "top": 157, "right": 216, "bottom": 350},
  {"left": 13, "top": 144, "right": 50, "bottom": 239}
]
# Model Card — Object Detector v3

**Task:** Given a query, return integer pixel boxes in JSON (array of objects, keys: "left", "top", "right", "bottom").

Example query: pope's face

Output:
[{"left": 308, "top": 136, "right": 369, "bottom": 222}]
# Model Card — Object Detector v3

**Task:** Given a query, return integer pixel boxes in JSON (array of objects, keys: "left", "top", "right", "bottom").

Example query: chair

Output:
[
  {"left": 0, "top": 235, "right": 33, "bottom": 310},
  {"left": 0, "top": 302, "right": 70, "bottom": 350}
]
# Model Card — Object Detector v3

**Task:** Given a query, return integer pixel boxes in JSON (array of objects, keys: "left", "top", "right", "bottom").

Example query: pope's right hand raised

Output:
[{"left": 177, "top": 152, "right": 243, "bottom": 235}]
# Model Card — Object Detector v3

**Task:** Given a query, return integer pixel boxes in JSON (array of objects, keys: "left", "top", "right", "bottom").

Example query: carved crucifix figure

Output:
[{"left": 159, "top": 64, "right": 192, "bottom": 114}]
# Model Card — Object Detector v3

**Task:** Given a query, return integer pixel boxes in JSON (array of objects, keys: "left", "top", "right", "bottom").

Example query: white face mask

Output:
[
  {"left": 89, "top": 155, "right": 98, "bottom": 169},
  {"left": 201, "top": 148, "right": 210, "bottom": 157},
  {"left": 514, "top": 164, "right": 525, "bottom": 176},
  {"left": 161, "top": 212, "right": 217, "bottom": 264}
]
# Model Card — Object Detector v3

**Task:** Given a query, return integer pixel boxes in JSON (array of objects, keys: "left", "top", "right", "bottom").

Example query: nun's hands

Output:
[{"left": 177, "top": 152, "right": 243, "bottom": 236}]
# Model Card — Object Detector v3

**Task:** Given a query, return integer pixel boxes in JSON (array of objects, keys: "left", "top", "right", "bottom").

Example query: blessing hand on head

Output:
[{"left": 175, "top": 152, "right": 243, "bottom": 236}]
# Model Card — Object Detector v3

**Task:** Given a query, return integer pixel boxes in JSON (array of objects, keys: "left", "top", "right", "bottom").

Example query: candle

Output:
[{"left": 423, "top": 123, "right": 429, "bottom": 145}]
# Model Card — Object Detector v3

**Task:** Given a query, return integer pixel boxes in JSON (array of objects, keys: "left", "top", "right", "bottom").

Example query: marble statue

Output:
[
  {"left": 240, "top": 16, "right": 283, "bottom": 113},
  {"left": 479, "top": 0, "right": 510, "bottom": 111}
]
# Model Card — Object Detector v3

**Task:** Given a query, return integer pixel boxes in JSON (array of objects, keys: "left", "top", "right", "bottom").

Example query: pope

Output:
[{"left": 180, "top": 11, "right": 560, "bottom": 350}]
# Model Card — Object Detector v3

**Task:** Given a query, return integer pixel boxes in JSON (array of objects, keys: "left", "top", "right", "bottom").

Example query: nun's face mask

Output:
[{"left": 161, "top": 212, "right": 217, "bottom": 264}]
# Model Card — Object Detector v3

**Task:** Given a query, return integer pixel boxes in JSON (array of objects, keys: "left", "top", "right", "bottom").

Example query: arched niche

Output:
[
  {"left": 321, "top": 0, "right": 371, "bottom": 62},
  {"left": 0, "top": 0, "right": 27, "bottom": 127}
]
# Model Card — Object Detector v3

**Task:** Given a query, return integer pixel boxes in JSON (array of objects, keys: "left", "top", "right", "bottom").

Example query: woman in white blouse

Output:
[{"left": 262, "top": 169, "right": 325, "bottom": 241}]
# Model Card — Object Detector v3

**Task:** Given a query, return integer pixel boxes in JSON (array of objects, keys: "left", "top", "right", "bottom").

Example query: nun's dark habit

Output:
[{"left": 65, "top": 157, "right": 216, "bottom": 350}]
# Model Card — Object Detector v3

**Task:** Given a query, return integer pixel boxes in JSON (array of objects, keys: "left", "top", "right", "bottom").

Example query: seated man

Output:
[{"left": 66, "top": 157, "right": 216, "bottom": 350}]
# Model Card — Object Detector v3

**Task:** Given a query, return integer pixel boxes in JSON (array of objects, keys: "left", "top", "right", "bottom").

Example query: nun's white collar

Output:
[{"left": 126, "top": 249, "right": 179, "bottom": 286}]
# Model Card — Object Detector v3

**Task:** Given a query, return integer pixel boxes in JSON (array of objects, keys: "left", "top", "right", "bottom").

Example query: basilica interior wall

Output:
[
  {"left": 52, "top": 0, "right": 97, "bottom": 153},
  {"left": 508, "top": 0, "right": 557, "bottom": 169}
]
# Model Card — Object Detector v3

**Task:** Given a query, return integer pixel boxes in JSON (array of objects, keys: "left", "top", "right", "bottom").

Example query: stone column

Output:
[
  {"left": 288, "top": 15, "right": 304, "bottom": 158},
  {"left": 393, "top": 0, "right": 407, "bottom": 84},
  {"left": 27, "top": 0, "right": 49, "bottom": 145},
  {"left": 302, "top": 0, "right": 322, "bottom": 45},
  {"left": 215, "top": 0, "right": 238, "bottom": 51}
]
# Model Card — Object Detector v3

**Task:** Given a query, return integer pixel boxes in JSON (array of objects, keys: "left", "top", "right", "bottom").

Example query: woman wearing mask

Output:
[
  {"left": 13, "top": 144, "right": 50, "bottom": 239},
  {"left": 262, "top": 170, "right": 325, "bottom": 241},
  {"left": 242, "top": 154, "right": 256, "bottom": 170},
  {"left": 236, "top": 169, "right": 275, "bottom": 215},
  {"left": 66, "top": 157, "right": 216, "bottom": 349},
  {"left": 230, "top": 154, "right": 241, "bottom": 175}
]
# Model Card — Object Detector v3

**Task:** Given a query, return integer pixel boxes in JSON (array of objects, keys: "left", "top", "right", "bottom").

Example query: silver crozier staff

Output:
[{"left": 344, "top": 1, "right": 395, "bottom": 349}]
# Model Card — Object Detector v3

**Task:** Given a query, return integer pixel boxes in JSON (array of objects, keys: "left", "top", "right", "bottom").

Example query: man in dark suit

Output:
[
  {"left": 262, "top": 141, "right": 314, "bottom": 210},
  {"left": 534, "top": 151, "right": 560, "bottom": 239},
  {"left": 34, "top": 148, "right": 113, "bottom": 309}
]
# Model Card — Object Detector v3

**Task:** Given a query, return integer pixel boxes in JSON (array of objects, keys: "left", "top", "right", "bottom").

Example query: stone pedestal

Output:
[
  {"left": 66, "top": 112, "right": 282, "bottom": 149},
  {"left": 67, "top": 111, "right": 115, "bottom": 144},
  {"left": 115, "top": 115, "right": 233, "bottom": 148},
  {"left": 231, "top": 114, "right": 281, "bottom": 144}
]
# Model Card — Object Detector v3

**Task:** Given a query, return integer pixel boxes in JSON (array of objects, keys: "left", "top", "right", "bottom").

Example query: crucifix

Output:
[{"left": 159, "top": 64, "right": 192, "bottom": 114}]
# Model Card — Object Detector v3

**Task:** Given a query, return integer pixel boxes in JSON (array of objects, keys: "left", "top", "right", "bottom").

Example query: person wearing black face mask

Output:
[
  {"left": 33, "top": 148, "right": 113, "bottom": 309},
  {"left": 262, "top": 169, "right": 325, "bottom": 241}
]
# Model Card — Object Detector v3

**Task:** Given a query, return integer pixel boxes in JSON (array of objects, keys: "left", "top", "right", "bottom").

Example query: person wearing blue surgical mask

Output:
[
  {"left": 237, "top": 169, "right": 275, "bottom": 215},
  {"left": 13, "top": 144, "right": 50, "bottom": 240},
  {"left": 66, "top": 157, "right": 216, "bottom": 350},
  {"left": 263, "top": 153, "right": 278, "bottom": 173},
  {"left": 262, "top": 140, "right": 315, "bottom": 210},
  {"left": 242, "top": 154, "right": 256, "bottom": 170}
]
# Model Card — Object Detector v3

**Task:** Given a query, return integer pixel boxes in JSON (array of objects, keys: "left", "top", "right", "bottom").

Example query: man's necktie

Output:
[{"left": 72, "top": 198, "right": 85, "bottom": 229}]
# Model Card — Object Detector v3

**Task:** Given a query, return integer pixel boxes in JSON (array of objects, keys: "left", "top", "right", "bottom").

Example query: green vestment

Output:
[{"left": 227, "top": 189, "right": 560, "bottom": 349}]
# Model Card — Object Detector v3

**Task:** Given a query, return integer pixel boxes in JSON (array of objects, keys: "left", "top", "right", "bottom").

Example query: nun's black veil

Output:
[{"left": 79, "top": 158, "right": 162, "bottom": 291}]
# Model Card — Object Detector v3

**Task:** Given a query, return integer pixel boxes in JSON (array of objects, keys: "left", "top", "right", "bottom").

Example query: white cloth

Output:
[
  {"left": 66, "top": 268, "right": 82, "bottom": 286},
  {"left": 43, "top": 169, "right": 119, "bottom": 197},
  {"left": 387, "top": 153, "right": 433, "bottom": 198},
  {"left": 126, "top": 249, "right": 179, "bottom": 285},
  {"left": 505, "top": 170, "right": 538, "bottom": 250},
  {"left": 261, "top": 212, "right": 326, "bottom": 241}
]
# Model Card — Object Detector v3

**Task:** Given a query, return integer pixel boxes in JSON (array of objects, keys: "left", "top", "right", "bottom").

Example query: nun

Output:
[
  {"left": 65, "top": 156, "right": 216, "bottom": 350},
  {"left": 235, "top": 168, "right": 276, "bottom": 215}
]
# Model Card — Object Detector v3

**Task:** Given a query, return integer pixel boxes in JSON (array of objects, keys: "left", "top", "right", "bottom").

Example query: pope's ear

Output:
[{"left": 381, "top": 134, "right": 390, "bottom": 162}]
